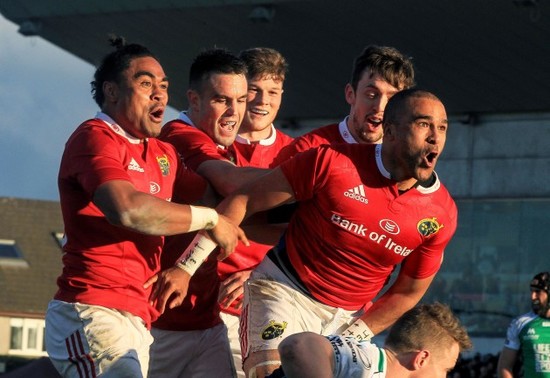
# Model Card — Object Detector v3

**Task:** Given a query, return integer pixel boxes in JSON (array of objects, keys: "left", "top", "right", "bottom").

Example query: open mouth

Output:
[
  {"left": 150, "top": 107, "right": 164, "bottom": 122},
  {"left": 219, "top": 120, "right": 237, "bottom": 134},
  {"left": 424, "top": 151, "right": 438, "bottom": 167},
  {"left": 367, "top": 117, "right": 382, "bottom": 126},
  {"left": 250, "top": 108, "right": 269, "bottom": 116}
]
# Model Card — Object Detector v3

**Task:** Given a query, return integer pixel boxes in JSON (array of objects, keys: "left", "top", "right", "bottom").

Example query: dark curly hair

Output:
[{"left": 91, "top": 35, "right": 156, "bottom": 107}]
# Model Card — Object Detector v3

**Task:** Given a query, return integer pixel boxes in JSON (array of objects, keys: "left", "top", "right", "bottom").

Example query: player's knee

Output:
[{"left": 278, "top": 332, "right": 314, "bottom": 363}]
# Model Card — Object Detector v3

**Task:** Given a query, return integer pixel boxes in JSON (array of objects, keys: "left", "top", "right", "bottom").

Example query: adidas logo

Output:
[
  {"left": 128, "top": 158, "right": 144, "bottom": 173},
  {"left": 344, "top": 184, "right": 368, "bottom": 204}
]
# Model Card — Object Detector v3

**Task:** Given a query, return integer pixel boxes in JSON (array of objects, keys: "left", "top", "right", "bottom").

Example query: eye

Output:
[
  {"left": 141, "top": 80, "right": 152, "bottom": 88},
  {"left": 364, "top": 91, "right": 378, "bottom": 99}
]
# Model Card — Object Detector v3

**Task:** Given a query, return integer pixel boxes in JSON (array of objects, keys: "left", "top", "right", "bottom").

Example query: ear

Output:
[
  {"left": 103, "top": 81, "right": 118, "bottom": 103},
  {"left": 344, "top": 83, "right": 355, "bottom": 106},
  {"left": 383, "top": 121, "right": 396, "bottom": 141},
  {"left": 187, "top": 89, "right": 200, "bottom": 112},
  {"left": 412, "top": 350, "right": 431, "bottom": 370}
]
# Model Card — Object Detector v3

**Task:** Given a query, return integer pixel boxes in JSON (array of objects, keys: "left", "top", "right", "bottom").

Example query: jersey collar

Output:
[
  {"left": 235, "top": 124, "right": 277, "bottom": 146},
  {"left": 96, "top": 112, "right": 142, "bottom": 145},
  {"left": 339, "top": 116, "right": 359, "bottom": 144}
]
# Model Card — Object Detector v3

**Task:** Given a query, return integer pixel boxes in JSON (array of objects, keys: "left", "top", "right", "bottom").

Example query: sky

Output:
[{"left": 0, "top": 14, "right": 178, "bottom": 201}]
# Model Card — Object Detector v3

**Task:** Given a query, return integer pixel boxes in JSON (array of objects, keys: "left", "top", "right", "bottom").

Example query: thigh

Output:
[
  {"left": 240, "top": 277, "right": 323, "bottom": 359},
  {"left": 45, "top": 300, "right": 152, "bottom": 378}
]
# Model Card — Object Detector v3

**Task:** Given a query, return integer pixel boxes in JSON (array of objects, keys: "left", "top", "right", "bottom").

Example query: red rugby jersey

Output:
[
  {"left": 56, "top": 113, "right": 206, "bottom": 328},
  {"left": 159, "top": 112, "right": 238, "bottom": 170},
  {"left": 279, "top": 143, "right": 457, "bottom": 310},
  {"left": 272, "top": 119, "right": 355, "bottom": 165}
]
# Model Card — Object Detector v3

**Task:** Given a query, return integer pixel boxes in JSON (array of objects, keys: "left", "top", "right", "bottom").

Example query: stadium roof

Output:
[{"left": 2, "top": 0, "right": 550, "bottom": 124}]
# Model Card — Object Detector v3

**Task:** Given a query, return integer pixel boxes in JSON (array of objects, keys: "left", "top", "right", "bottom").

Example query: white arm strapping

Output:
[
  {"left": 175, "top": 233, "right": 217, "bottom": 276},
  {"left": 340, "top": 318, "right": 374, "bottom": 341},
  {"left": 188, "top": 205, "right": 219, "bottom": 232}
]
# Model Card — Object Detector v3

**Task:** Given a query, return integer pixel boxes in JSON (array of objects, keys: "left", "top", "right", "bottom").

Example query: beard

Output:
[{"left": 532, "top": 299, "right": 549, "bottom": 317}]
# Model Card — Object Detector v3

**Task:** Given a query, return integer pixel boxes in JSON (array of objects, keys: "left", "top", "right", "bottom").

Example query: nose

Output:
[
  {"left": 258, "top": 90, "right": 269, "bottom": 105},
  {"left": 374, "top": 95, "right": 389, "bottom": 113},
  {"left": 224, "top": 99, "right": 240, "bottom": 116},
  {"left": 427, "top": 124, "right": 446, "bottom": 145},
  {"left": 151, "top": 83, "right": 166, "bottom": 102}
]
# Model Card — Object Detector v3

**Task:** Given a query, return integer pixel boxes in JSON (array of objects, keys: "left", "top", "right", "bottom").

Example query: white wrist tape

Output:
[
  {"left": 175, "top": 233, "right": 217, "bottom": 276},
  {"left": 340, "top": 318, "right": 374, "bottom": 341},
  {"left": 188, "top": 205, "right": 219, "bottom": 232}
]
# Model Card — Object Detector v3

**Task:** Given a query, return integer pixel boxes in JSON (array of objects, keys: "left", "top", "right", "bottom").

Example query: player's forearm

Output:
[
  {"left": 497, "top": 369, "right": 514, "bottom": 378},
  {"left": 197, "top": 161, "right": 269, "bottom": 197},
  {"left": 111, "top": 191, "right": 215, "bottom": 236},
  {"left": 360, "top": 274, "right": 433, "bottom": 334},
  {"left": 361, "top": 293, "right": 421, "bottom": 335}
]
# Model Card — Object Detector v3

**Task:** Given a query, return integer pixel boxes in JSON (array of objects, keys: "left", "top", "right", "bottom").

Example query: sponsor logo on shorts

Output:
[
  {"left": 128, "top": 158, "right": 144, "bottom": 173},
  {"left": 261, "top": 320, "right": 287, "bottom": 340},
  {"left": 417, "top": 217, "right": 443, "bottom": 237},
  {"left": 344, "top": 184, "right": 368, "bottom": 204},
  {"left": 150, "top": 182, "right": 160, "bottom": 194}
]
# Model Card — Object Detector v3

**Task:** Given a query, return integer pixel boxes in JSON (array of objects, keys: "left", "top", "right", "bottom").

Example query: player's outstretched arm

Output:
[{"left": 341, "top": 273, "right": 434, "bottom": 339}]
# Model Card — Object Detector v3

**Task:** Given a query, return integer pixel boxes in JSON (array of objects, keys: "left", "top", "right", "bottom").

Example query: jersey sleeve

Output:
[
  {"left": 272, "top": 134, "right": 317, "bottom": 166},
  {"left": 503, "top": 313, "right": 536, "bottom": 351},
  {"left": 161, "top": 121, "right": 231, "bottom": 170},
  {"left": 400, "top": 201, "right": 458, "bottom": 279},
  {"left": 172, "top": 161, "right": 208, "bottom": 204},
  {"left": 504, "top": 318, "right": 522, "bottom": 350},
  {"left": 279, "top": 146, "right": 333, "bottom": 201},
  {"left": 64, "top": 124, "right": 132, "bottom": 197}
]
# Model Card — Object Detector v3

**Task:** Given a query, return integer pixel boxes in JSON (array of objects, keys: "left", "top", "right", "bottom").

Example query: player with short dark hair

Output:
[
  {"left": 44, "top": 37, "right": 246, "bottom": 377},
  {"left": 152, "top": 88, "right": 456, "bottom": 377},
  {"left": 272, "top": 45, "right": 415, "bottom": 165}
]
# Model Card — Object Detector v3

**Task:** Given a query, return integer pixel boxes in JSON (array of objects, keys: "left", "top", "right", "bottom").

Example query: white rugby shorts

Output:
[
  {"left": 239, "top": 258, "right": 359, "bottom": 360},
  {"left": 45, "top": 300, "right": 153, "bottom": 377}
]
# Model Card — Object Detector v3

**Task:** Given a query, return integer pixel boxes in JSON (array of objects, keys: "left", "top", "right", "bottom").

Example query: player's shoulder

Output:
[
  {"left": 161, "top": 118, "right": 195, "bottom": 135},
  {"left": 298, "top": 123, "right": 339, "bottom": 144},
  {"left": 68, "top": 118, "right": 117, "bottom": 144},
  {"left": 274, "top": 128, "right": 294, "bottom": 144},
  {"left": 511, "top": 311, "right": 539, "bottom": 330}
]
